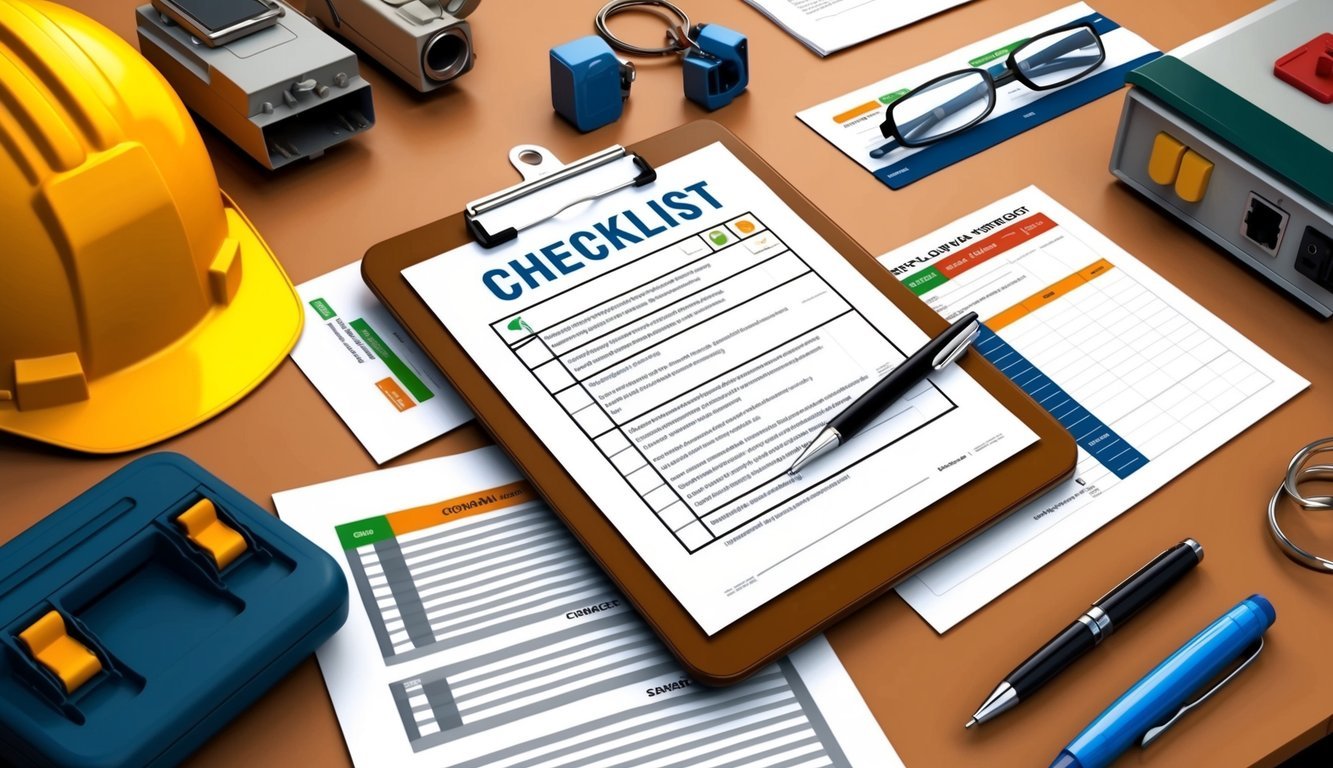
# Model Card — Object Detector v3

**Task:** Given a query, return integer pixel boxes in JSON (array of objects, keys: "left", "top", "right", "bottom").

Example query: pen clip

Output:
[
  {"left": 930, "top": 319, "right": 980, "bottom": 370},
  {"left": 1139, "top": 638, "right": 1264, "bottom": 748}
]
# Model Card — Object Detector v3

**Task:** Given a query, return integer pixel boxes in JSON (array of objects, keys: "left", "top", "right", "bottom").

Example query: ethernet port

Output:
[
  {"left": 1242, "top": 193, "right": 1288, "bottom": 255},
  {"left": 1295, "top": 226, "right": 1333, "bottom": 290}
]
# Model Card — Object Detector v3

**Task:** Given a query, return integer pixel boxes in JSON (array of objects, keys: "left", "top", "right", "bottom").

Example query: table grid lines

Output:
[
  {"left": 495, "top": 213, "right": 953, "bottom": 554},
  {"left": 973, "top": 244, "right": 1273, "bottom": 478}
]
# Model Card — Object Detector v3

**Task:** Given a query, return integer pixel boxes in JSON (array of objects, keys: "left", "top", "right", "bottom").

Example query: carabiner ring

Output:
[
  {"left": 1283, "top": 437, "right": 1333, "bottom": 509},
  {"left": 1268, "top": 437, "right": 1333, "bottom": 573}
]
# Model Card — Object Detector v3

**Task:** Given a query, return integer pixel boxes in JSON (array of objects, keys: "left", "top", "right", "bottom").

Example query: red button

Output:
[{"left": 1274, "top": 33, "right": 1333, "bottom": 104}]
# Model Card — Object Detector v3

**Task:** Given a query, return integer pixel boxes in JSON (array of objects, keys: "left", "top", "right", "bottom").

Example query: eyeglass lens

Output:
[
  {"left": 890, "top": 70, "right": 994, "bottom": 147},
  {"left": 1014, "top": 26, "right": 1104, "bottom": 89}
]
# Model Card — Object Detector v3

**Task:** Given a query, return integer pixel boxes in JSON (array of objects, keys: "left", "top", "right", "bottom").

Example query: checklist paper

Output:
[
  {"left": 403, "top": 142, "right": 1037, "bottom": 635},
  {"left": 275, "top": 448, "right": 905, "bottom": 767},
  {"left": 884, "top": 187, "right": 1307, "bottom": 631}
]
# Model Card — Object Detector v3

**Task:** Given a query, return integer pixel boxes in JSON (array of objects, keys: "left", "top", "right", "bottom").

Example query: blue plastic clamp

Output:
[
  {"left": 682, "top": 24, "right": 748, "bottom": 111},
  {"left": 550, "top": 36, "right": 635, "bottom": 132}
]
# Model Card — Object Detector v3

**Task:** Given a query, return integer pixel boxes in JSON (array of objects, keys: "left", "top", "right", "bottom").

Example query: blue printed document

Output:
[
  {"left": 883, "top": 188, "right": 1307, "bottom": 631},
  {"left": 796, "top": 3, "right": 1160, "bottom": 189}
]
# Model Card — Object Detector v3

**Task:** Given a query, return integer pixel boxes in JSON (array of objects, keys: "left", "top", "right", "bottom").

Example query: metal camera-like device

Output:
[
  {"left": 306, "top": 0, "right": 481, "bottom": 92},
  {"left": 137, "top": 0, "right": 375, "bottom": 169}
]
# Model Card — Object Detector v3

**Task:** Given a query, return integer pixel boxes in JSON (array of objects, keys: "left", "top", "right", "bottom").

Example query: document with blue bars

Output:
[{"left": 884, "top": 187, "right": 1307, "bottom": 631}]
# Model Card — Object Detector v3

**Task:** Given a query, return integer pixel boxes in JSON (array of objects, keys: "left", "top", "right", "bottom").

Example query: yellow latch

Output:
[
  {"left": 175, "top": 499, "right": 247, "bottom": 570},
  {"left": 1175, "top": 150, "right": 1214, "bottom": 204},
  {"left": 18, "top": 611, "right": 102, "bottom": 693},
  {"left": 1148, "top": 132, "right": 1187, "bottom": 186}
]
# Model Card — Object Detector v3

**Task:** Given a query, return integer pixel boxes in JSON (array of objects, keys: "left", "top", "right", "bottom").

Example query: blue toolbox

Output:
[{"left": 0, "top": 453, "right": 349, "bottom": 767}]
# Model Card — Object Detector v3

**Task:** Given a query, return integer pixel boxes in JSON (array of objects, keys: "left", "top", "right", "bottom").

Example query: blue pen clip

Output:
[
  {"left": 1139, "top": 637, "right": 1264, "bottom": 747},
  {"left": 681, "top": 24, "right": 748, "bottom": 110}
]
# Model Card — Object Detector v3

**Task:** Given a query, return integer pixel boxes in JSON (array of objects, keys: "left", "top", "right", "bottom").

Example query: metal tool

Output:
[{"left": 1268, "top": 437, "right": 1333, "bottom": 572}]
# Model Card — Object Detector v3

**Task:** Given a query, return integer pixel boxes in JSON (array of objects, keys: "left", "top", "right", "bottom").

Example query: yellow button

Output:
[
  {"left": 1148, "top": 132, "right": 1187, "bottom": 186},
  {"left": 175, "top": 498, "right": 247, "bottom": 570},
  {"left": 18, "top": 611, "right": 102, "bottom": 693},
  {"left": 1175, "top": 150, "right": 1214, "bottom": 203}
]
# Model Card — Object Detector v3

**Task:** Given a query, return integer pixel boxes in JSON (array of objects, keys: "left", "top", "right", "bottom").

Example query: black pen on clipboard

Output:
[{"left": 787, "top": 312, "right": 981, "bottom": 476}]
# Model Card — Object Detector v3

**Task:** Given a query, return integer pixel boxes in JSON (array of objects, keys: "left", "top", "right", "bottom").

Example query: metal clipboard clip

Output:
[
  {"left": 1139, "top": 638, "right": 1265, "bottom": 748},
  {"left": 465, "top": 144, "right": 656, "bottom": 248}
]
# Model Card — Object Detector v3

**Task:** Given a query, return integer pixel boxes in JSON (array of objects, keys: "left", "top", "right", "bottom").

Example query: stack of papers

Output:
[{"left": 742, "top": 0, "right": 974, "bottom": 56}]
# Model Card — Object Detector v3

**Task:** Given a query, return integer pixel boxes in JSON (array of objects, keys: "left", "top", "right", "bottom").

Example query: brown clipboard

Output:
[{"left": 362, "top": 120, "right": 1076, "bottom": 685}]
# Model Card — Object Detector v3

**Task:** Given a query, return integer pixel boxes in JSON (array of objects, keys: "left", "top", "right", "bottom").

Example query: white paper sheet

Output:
[
  {"left": 742, "top": 0, "right": 974, "bottom": 56},
  {"left": 402, "top": 142, "right": 1037, "bottom": 635},
  {"left": 290, "top": 260, "right": 472, "bottom": 463},
  {"left": 275, "top": 447, "right": 906, "bottom": 768},
  {"left": 883, "top": 187, "right": 1308, "bottom": 631}
]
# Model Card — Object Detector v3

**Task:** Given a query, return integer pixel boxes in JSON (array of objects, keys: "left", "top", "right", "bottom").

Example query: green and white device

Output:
[{"left": 1110, "top": 0, "right": 1333, "bottom": 316}]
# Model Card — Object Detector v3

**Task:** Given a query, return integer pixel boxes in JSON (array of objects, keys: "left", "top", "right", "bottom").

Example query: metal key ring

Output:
[
  {"left": 595, "top": 0, "right": 693, "bottom": 56},
  {"left": 1269, "top": 464, "right": 1333, "bottom": 572},
  {"left": 1283, "top": 437, "right": 1333, "bottom": 509}
]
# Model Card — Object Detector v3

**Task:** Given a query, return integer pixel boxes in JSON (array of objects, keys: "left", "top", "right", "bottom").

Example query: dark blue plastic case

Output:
[{"left": 0, "top": 453, "right": 349, "bottom": 768}]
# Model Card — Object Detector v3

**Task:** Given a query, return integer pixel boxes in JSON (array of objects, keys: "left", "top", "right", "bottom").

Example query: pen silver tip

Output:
[
  {"left": 965, "top": 718, "right": 977, "bottom": 729},
  {"left": 788, "top": 428, "right": 841, "bottom": 476},
  {"left": 968, "top": 682, "right": 1017, "bottom": 727}
]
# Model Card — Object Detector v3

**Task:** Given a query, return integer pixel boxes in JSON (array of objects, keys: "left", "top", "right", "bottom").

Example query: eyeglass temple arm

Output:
[
  {"left": 902, "top": 79, "right": 993, "bottom": 141},
  {"left": 1014, "top": 54, "right": 1102, "bottom": 79}
]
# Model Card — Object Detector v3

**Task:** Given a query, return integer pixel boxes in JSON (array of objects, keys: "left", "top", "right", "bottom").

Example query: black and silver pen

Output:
[
  {"left": 787, "top": 311, "right": 981, "bottom": 476},
  {"left": 966, "top": 538, "right": 1204, "bottom": 728}
]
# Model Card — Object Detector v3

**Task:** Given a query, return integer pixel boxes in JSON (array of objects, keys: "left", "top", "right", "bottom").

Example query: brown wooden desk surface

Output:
[{"left": 7, "top": 0, "right": 1332, "bottom": 765}]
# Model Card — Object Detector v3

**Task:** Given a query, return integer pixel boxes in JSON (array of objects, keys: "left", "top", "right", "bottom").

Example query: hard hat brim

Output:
[{"left": 0, "top": 195, "right": 303, "bottom": 453}]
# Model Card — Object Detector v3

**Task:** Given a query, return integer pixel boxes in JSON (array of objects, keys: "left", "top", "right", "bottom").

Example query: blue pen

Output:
[{"left": 1050, "top": 594, "right": 1275, "bottom": 768}]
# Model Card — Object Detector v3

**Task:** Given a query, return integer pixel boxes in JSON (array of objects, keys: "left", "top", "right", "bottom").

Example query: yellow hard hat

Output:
[{"left": 0, "top": 0, "right": 302, "bottom": 453}]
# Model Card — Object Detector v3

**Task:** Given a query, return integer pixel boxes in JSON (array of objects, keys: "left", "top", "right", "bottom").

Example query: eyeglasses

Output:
[{"left": 870, "top": 23, "right": 1106, "bottom": 159}]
